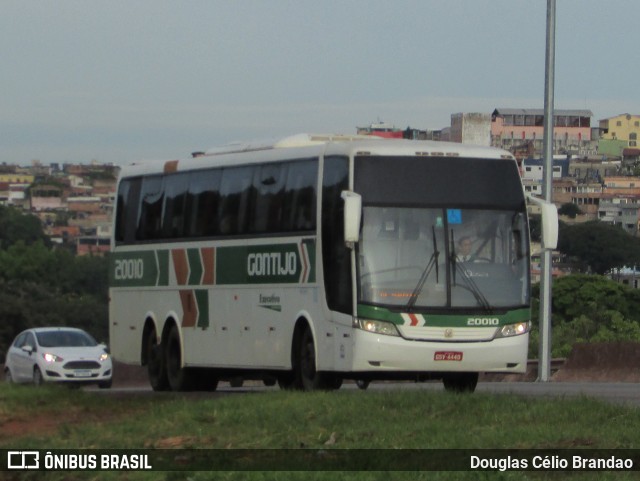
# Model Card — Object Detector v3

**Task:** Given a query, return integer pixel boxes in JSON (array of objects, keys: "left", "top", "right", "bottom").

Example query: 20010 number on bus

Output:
[{"left": 114, "top": 258, "right": 144, "bottom": 280}]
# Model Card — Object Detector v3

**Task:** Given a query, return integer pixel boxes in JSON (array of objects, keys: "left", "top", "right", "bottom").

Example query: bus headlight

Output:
[
  {"left": 355, "top": 319, "right": 400, "bottom": 337},
  {"left": 495, "top": 321, "right": 531, "bottom": 338}
]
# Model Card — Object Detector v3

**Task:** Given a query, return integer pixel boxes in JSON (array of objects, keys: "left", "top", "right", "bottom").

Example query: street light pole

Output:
[{"left": 538, "top": 0, "right": 556, "bottom": 382}]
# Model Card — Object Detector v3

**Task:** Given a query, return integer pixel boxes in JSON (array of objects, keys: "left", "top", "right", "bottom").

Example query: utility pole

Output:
[{"left": 538, "top": 0, "right": 556, "bottom": 382}]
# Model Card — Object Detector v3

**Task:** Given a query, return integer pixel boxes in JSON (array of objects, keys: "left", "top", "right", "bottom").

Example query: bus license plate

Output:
[
  {"left": 74, "top": 370, "right": 92, "bottom": 378},
  {"left": 434, "top": 351, "right": 463, "bottom": 361}
]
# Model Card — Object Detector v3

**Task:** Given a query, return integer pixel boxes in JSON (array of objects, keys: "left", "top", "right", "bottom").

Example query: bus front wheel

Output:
[
  {"left": 442, "top": 372, "right": 478, "bottom": 393},
  {"left": 298, "top": 328, "right": 342, "bottom": 391}
]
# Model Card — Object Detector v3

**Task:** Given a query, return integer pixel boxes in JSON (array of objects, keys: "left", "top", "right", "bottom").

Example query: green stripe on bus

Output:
[
  {"left": 217, "top": 241, "right": 316, "bottom": 285},
  {"left": 110, "top": 240, "right": 317, "bottom": 288},
  {"left": 195, "top": 289, "right": 209, "bottom": 328},
  {"left": 187, "top": 248, "right": 203, "bottom": 285},
  {"left": 356, "top": 304, "right": 531, "bottom": 327},
  {"left": 110, "top": 251, "right": 158, "bottom": 287},
  {"left": 157, "top": 250, "right": 169, "bottom": 286}
]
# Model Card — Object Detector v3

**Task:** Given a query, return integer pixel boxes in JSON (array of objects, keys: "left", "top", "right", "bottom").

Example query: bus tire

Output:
[
  {"left": 165, "top": 324, "right": 197, "bottom": 391},
  {"left": 145, "top": 327, "right": 169, "bottom": 391},
  {"left": 442, "top": 372, "right": 478, "bottom": 393},
  {"left": 277, "top": 370, "right": 299, "bottom": 390},
  {"left": 194, "top": 369, "right": 219, "bottom": 392},
  {"left": 298, "top": 327, "right": 341, "bottom": 391}
]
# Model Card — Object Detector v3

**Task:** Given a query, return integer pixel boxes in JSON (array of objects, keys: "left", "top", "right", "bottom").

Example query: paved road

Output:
[{"left": 94, "top": 381, "right": 640, "bottom": 406}]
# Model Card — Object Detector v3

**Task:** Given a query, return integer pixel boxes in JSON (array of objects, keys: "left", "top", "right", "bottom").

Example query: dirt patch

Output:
[
  {"left": 482, "top": 342, "right": 640, "bottom": 382},
  {"left": 0, "top": 403, "right": 139, "bottom": 441},
  {"left": 552, "top": 342, "right": 640, "bottom": 382}
]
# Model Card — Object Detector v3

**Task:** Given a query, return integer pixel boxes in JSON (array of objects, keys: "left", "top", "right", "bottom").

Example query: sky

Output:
[{"left": 2, "top": 0, "right": 639, "bottom": 165}]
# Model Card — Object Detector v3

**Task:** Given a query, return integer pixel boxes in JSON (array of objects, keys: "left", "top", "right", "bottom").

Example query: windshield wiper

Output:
[
  {"left": 450, "top": 230, "right": 492, "bottom": 313},
  {"left": 407, "top": 226, "right": 439, "bottom": 311}
]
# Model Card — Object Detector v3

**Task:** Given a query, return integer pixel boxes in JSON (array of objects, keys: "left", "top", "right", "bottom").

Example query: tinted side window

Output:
[
  {"left": 161, "top": 172, "right": 189, "bottom": 238},
  {"left": 185, "top": 169, "right": 222, "bottom": 237},
  {"left": 322, "top": 155, "right": 351, "bottom": 314},
  {"left": 249, "top": 163, "right": 286, "bottom": 234},
  {"left": 136, "top": 176, "right": 164, "bottom": 240},
  {"left": 283, "top": 159, "right": 318, "bottom": 232},
  {"left": 115, "top": 178, "right": 141, "bottom": 244},
  {"left": 218, "top": 166, "right": 254, "bottom": 235}
]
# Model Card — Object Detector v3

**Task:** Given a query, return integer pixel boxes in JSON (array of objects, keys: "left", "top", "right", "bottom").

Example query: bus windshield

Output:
[{"left": 358, "top": 206, "right": 530, "bottom": 311}]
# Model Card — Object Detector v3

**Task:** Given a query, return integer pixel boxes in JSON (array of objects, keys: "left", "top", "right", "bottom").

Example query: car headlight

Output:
[
  {"left": 494, "top": 321, "right": 531, "bottom": 339},
  {"left": 99, "top": 353, "right": 110, "bottom": 362},
  {"left": 354, "top": 318, "right": 400, "bottom": 337},
  {"left": 43, "top": 353, "right": 63, "bottom": 363}
]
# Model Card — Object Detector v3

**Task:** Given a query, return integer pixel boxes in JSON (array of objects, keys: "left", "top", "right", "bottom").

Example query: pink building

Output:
[{"left": 491, "top": 108, "right": 592, "bottom": 156}]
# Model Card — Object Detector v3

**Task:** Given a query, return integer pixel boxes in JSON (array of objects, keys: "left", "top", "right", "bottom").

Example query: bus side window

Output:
[
  {"left": 136, "top": 176, "right": 164, "bottom": 241},
  {"left": 115, "top": 177, "right": 141, "bottom": 244},
  {"left": 283, "top": 159, "right": 318, "bottom": 232},
  {"left": 219, "top": 166, "right": 254, "bottom": 236},
  {"left": 161, "top": 172, "right": 189, "bottom": 239},
  {"left": 322, "top": 155, "right": 350, "bottom": 314},
  {"left": 249, "top": 163, "right": 286, "bottom": 234},
  {"left": 185, "top": 169, "right": 221, "bottom": 237}
]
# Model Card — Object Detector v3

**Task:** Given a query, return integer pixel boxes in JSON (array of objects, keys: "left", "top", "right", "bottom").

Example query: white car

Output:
[{"left": 3, "top": 327, "right": 112, "bottom": 388}]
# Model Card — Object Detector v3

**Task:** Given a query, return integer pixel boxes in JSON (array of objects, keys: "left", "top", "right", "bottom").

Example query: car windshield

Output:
[
  {"left": 36, "top": 330, "right": 98, "bottom": 348},
  {"left": 358, "top": 206, "right": 530, "bottom": 311}
]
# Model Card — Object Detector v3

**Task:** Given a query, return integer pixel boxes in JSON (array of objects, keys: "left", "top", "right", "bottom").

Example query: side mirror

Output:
[
  {"left": 341, "top": 191, "right": 362, "bottom": 245},
  {"left": 22, "top": 345, "right": 34, "bottom": 355},
  {"left": 527, "top": 195, "right": 559, "bottom": 250}
]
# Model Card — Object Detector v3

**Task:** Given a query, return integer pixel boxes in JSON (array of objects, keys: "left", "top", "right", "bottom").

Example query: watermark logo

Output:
[{"left": 7, "top": 451, "right": 39, "bottom": 470}]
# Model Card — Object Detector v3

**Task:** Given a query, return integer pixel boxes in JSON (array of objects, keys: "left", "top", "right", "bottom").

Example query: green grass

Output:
[{"left": 1, "top": 383, "right": 639, "bottom": 480}]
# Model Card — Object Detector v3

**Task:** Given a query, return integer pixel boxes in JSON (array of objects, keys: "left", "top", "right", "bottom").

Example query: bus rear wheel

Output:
[
  {"left": 442, "top": 372, "right": 478, "bottom": 393},
  {"left": 145, "top": 328, "right": 169, "bottom": 391},
  {"left": 165, "top": 324, "right": 197, "bottom": 391}
]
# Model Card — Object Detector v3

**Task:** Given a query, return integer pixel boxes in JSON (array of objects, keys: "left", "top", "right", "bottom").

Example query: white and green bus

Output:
[{"left": 109, "top": 134, "right": 557, "bottom": 392}]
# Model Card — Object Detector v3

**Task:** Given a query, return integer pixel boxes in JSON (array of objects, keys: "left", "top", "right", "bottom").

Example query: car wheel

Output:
[
  {"left": 33, "top": 367, "right": 44, "bottom": 387},
  {"left": 4, "top": 368, "right": 13, "bottom": 384},
  {"left": 98, "top": 379, "right": 112, "bottom": 389},
  {"left": 356, "top": 379, "right": 370, "bottom": 390}
]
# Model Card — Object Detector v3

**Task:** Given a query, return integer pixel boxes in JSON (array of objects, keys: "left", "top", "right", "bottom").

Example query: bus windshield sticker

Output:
[{"left": 447, "top": 209, "right": 462, "bottom": 224}]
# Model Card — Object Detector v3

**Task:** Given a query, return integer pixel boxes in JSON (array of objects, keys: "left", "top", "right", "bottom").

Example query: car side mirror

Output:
[{"left": 22, "top": 345, "right": 34, "bottom": 355}]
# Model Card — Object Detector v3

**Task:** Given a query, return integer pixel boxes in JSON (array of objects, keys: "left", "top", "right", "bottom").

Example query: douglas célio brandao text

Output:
[{"left": 470, "top": 455, "right": 634, "bottom": 471}]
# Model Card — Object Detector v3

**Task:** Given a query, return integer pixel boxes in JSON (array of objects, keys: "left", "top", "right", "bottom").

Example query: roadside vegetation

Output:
[
  {"left": 0, "top": 206, "right": 109, "bottom": 360},
  {"left": 1, "top": 383, "right": 639, "bottom": 480}
]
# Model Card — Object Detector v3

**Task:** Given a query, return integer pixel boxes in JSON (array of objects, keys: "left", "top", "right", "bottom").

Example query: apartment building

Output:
[{"left": 491, "top": 108, "right": 593, "bottom": 157}]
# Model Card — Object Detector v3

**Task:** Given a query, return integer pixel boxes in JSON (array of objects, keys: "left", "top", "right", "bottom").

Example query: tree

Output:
[
  {"left": 558, "top": 221, "right": 640, "bottom": 274},
  {"left": 0, "top": 238, "right": 109, "bottom": 359},
  {"left": 530, "top": 274, "right": 640, "bottom": 358},
  {"left": 558, "top": 202, "right": 582, "bottom": 219},
  {"left": 0, "top": 205, "right": 50, "bottom": 249}
]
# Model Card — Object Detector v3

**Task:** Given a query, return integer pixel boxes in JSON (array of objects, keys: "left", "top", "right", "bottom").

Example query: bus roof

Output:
[{"left": 119, "top": 134, "right": 515, "bottom": 178}]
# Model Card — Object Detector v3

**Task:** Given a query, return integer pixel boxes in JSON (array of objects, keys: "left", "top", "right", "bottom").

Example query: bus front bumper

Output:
[{"left": 350, "top": 329, "right": 529, "bottom": 374}]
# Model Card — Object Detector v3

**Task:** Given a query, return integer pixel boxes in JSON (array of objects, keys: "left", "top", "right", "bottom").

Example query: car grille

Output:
[{"left": 63, "top": 361, "right": 101, "bottom": 370}]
